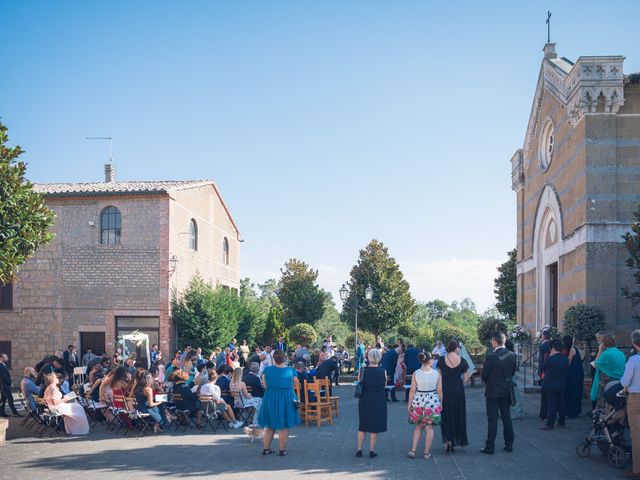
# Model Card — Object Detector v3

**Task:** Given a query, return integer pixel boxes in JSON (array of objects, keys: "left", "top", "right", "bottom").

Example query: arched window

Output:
[
  {"left": 189, "top": 219, "right": 198, "bottom": 251},
  {"left": 100, "top": 206, "right": 121, "bottom": 244},
  {"left": 223, "top": 237, "right": 229, "bottom": 265}
]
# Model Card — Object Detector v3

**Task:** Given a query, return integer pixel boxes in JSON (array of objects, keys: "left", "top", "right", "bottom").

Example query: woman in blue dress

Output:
[{"left": 258, "top": 349, "right": 300, "bottom": 456}]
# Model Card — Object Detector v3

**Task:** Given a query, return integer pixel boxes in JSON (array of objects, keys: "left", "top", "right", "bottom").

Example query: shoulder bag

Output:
[{"left": 354, "top": 367, "right": 365, "bottom": 398}]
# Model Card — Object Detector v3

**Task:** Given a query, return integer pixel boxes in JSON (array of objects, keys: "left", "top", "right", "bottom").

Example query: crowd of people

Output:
[{"left": 2, "top": 328, "right": 639, "bottom": 470}]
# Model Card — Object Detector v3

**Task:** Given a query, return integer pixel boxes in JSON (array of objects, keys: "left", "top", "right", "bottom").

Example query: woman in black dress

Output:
[
  {"left": 357, "top": 348, "right": 387, "bottom": 458},
  {"left": 437, "top": 339, "right": 469, "bottom": 451},
  {"left": 562, "top": 336, "right": 584, "bottom": 418}
]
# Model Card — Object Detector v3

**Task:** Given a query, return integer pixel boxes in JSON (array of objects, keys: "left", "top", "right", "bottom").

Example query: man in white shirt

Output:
[
  {"left": 431, "top": 341, "right": 446, "bottom": 369},
  {"left": 259, "top": 346, "right": 273, "bottom": 374}
]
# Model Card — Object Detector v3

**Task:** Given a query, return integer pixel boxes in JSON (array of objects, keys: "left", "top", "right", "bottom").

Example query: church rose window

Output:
[{"left": 539, "top": 119, "right": 554, "bottom": 171}]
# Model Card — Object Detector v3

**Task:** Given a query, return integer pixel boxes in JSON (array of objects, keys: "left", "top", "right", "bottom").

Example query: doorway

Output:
[
  {"left": 546, "top": 263, "right": 559, "bottom": 328},
  {"left": 80, "top": 332, "right": 106, "bottom": 358}
]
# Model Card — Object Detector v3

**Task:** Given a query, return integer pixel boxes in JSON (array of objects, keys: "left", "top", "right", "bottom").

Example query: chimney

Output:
[
  {"left": 543, "top": 43, "right": 557, "bottom": 60},
  {"left": 104, "top": 163, "right": 115, "bottom": 183}
]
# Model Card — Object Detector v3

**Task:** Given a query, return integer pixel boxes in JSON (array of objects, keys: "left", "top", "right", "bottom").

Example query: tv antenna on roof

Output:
[{"left": 86, "top": 136, "right": 113, "bottom": 163}]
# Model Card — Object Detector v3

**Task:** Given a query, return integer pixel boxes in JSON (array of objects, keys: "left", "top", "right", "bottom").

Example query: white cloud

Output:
[{"left": 398, "top": 258, "right": 501, "bottom": 312}]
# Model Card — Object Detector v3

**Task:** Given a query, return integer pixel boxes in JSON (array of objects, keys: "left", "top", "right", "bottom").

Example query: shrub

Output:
[
  {"left": 477, "top": 317, "right": 510, "bottom": 346},
  {"left": 435, "top": 324, "right": 468, "bottom": 344},
  {"left": 397, "top": 321, "right": 420, "bottom": 340},
  {"left": 288, "top": 323, "right": 318, "bottom": 346},
  {"left": 345, "top": 331, "right": 376, "bottom": 349},
  {"left": 415, "top": 326, "right": 435, "bottom": 351},
  {"left": 563, "top": 303, "right": 606, "bottom": 342}
]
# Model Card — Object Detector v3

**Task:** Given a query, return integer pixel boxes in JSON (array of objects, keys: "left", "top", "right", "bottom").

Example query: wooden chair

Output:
[
  {"left": 198, "top": 394, "right": 228, "bottom": 434},
  {"left": 293, "top": 377, "right": 306, "bottom": 421},
  {"left": 303, "top": 378, "right": 332, "bottom": 427}
]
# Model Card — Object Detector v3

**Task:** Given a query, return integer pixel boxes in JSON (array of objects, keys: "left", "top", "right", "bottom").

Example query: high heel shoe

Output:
[{"left": 279, "top": 450, "right": 287, "bottom": 456}]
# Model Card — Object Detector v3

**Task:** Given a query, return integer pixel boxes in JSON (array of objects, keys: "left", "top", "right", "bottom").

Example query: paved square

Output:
[{"left": 0, "top": 385, "right": 615, "bottom": 480}]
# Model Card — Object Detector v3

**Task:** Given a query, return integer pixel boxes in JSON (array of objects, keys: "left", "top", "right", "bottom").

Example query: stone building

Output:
[
  {"left": 0, "top": 166, "right": 241, "bottom": 376},
  {"left": 511, "top": 43, "right": 640, "bottom": 336}
]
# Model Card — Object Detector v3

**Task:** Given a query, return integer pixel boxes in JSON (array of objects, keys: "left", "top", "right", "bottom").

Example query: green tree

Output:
[
  {"left": 435, "top": 324, "right": 468, "bottom": 344},
  {"left": 397, "top": 321, "right": 419, "bottom": 340},
  {"left": 0, "top": 121, "right": 55, "bottom": 283},
  {"left": 171, "top": 275, "right": 240, "bottom": 351},
  {"left": 563, "top": 303, "right": 606, "bottom": 357},
  {"left": 415, "top": 325, "right": 435, "bottom": 350},
  {"left": 342, "top": 239, "right": 416, "bottom": 336},
  {"left": 623, "top": 210, "right": 640, "bottom": 320},
  {"left": 315, "top": 296, "right": 350, "bottom": 346},
  {"left": 277, "top": 259, "right": 326, "bottom": 328},
  {"left": 261, "top": 305, "right": 286, "bottom": 345},
  {"left": 288, "top": 323, "right": 318, "bottom": 345},
  {"left": 236, "top": 278, "right": 268, "bottom": 345},
  {"left": 494, "top": 249, "right": 517, "bottom": 321},
  {"left": 424, "top": 299, "right": 449, "bottom": 321},
  {"left": 477, "top": 316, "right": 510, "bottom": 347}
]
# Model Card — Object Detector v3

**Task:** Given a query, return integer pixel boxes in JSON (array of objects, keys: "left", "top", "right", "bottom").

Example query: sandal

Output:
[
  {"left": 424, "top": 451, "right": 432, "bottom": 460},
  {"left": 262, "top": 448, "right": 275, "bottom": 455},
  {"left": 408, "top": 450, "right": 416, "bottom": 459},
  {"left": 279, "top": 450, "right": 287, "bottom": 456}
]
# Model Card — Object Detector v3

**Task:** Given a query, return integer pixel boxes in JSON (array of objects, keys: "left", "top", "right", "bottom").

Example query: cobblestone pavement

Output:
[{"left": 0, "top": 385, "right": 618, "bottom": 480}]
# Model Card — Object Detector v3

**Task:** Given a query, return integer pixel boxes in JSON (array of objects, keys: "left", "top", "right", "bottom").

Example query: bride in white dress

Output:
[{"left": 43, "top": 373, "right": 90, "bottom": 435}]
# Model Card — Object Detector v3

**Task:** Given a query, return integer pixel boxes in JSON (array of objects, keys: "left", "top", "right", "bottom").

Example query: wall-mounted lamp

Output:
[{"left": 169, "top": 255, "right": 179, "bottom": 273}]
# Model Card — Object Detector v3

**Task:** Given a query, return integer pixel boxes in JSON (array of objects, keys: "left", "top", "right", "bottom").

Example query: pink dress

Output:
[{"left": 44, "top": 385, "right": 90, "bottom": 435}]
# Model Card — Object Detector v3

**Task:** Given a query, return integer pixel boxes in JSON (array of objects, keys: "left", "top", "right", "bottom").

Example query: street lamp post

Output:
[{"left": 339, "top": 283, "right": 373, "bottom": 356}]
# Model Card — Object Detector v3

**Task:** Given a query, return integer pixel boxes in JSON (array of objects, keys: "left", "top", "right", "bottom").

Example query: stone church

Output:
[{"left": 511, "top": 43, "right": 640, "bottom": 337}]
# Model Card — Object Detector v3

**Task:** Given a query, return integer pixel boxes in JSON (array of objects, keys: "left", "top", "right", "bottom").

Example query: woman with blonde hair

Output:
[
  {"left": 356, "top": 348, "right": 387, "bottom": 458},
  {"left": 43, "top": 373, "right": 90, "bottom": 435},
  {"left": 230, "top": 367, "right": 262, "bottom": 424}
]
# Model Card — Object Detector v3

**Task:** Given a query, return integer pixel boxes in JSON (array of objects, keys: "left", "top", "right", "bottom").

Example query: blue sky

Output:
[{"left": 2, "top": 1, "right": 639, "bottom": 311}]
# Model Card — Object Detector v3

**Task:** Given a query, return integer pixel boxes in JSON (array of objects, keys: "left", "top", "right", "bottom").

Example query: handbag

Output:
[
  {"left": 291, "top": 369, "right": 301, "bottom": 409},
  {"left": 354, "top": 368, "right": 365, "bottom": 398}
]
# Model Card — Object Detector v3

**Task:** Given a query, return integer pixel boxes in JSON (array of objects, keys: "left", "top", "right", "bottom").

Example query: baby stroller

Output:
[{"left": 576, "top": 380, "right": 631, "bottom": 469}]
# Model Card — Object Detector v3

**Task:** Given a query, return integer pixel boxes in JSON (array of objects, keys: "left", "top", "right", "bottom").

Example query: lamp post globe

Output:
[
  {"left": 339, "top": 283, "right": 348, "bottom": 302},
  {"left": 365, "top": 284, "right": 373, "bottom": 301}
]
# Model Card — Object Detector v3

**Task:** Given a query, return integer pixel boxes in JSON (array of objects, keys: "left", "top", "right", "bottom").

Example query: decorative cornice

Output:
[{"left": 520, "top": 51, "right": 626, "bottom": 166}]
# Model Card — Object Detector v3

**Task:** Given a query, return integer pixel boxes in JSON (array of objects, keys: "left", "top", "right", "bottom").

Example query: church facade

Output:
[{"left": 511, "top": 43, "right": 640, "bottom": 336}]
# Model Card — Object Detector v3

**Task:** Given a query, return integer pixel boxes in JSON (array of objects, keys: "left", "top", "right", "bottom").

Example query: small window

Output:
[
  {"left": 100, "top": 206, "right": 122, "bottom": 244},
  {"left": 189, "top": 219, "right": 198, "bottom": 251},
  {"left": 0, "top": 283, "right": 13, "bottom": 310},
  {"left": 223, "top": 237, "right": 229, "bottom": 265}
]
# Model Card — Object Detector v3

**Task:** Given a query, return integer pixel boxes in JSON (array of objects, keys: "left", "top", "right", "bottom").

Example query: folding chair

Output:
[
  {"left": 124, "top": 397, "right": 155, "bottom": 439},
  {"left": 170, "top": 393, "right": 195, "bottom": 432},
  {"left": 34, "top": 396, "right": 65, "bottom": 437},
  {"left": 198, "top": 395, "right": 228, "bottom": 434},
  {"left": 230, "top": 389, "right": 254, "bottom": 425}
]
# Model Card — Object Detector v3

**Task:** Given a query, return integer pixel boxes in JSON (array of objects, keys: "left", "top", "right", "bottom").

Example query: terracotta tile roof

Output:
[
  {"left": 32, "top": 180, "right": 214, "bottom": 196},
  {"left": 33, "top": 179, "right": 241, "bottom": 238}
]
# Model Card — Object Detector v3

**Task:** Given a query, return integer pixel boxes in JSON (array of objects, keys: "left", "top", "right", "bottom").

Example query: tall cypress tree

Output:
[
  {"left": 494, "top": 249, "right": 517, "bottom": 322},
  {"left": 341, "top": 239, "right": 416, "bottom": 336}
]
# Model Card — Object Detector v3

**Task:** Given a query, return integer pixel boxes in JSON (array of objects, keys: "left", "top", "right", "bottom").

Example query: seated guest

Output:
[
  {"left": 43, "top": 373, "right": 90, "bottom": 435},
  {"left": 230, "top": 367, "right": 262, "bottom": 425},
  {"left": 172, "top": 370, "right": 202, "bottom": 428},
  {"left": 541, "top": 340, "right": 569, "bottom": 430},
  {"left": 88, "top": 362, "right": 105, "bottom": 385},
  {"left": 215, "top": 365, "right": 234, "bottom": 405},
  {"left": 294, "top": 362, "right": 316, "bottom": 403},
  {"left": 135, "top": 371, "right": 167, "bottom": 433},
  {"left": 20, "top": 367, "right": 40, "bottom": 411},
  {"left": 243, "top": 362, "right": 265, "bottom": 398},
  {"left": 200, "top": 368, "right": 243, "bottom": 428}
]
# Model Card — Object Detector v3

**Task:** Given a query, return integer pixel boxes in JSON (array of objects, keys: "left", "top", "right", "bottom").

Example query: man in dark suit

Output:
[
  {"left": 481, "top": 332, "right": 516, "bottom": 454},
  {"left": 316, "top": 356, "right": 339, "bottom": 394},
  {"left": 63, "top": 345, "right": 78, "bottom": 380},
  {"left": 215, "top": 365, "right": 233, "bottom": 405},
  {"left": 273, "top": 336, "right": 287, "bottom": 353},
  {"left": 0, "top": 353, "right": 21, "bottom": 417},
  {"left": 381, "top": 346, "right": 398, "bottom": 402},
  {"left": 242, "top": 362, "right": 265, "bottom": 398},
  {"left": 540, "top": 340, "right": 569, "bottom": 430},
  {"left": 537, "top": 330, "right": 552, "bottom": 420}
]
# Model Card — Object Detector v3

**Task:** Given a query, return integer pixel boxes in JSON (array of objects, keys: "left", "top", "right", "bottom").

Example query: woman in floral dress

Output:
[{"left": 407, "top": 352, "right": 443, "bottom": 459}]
